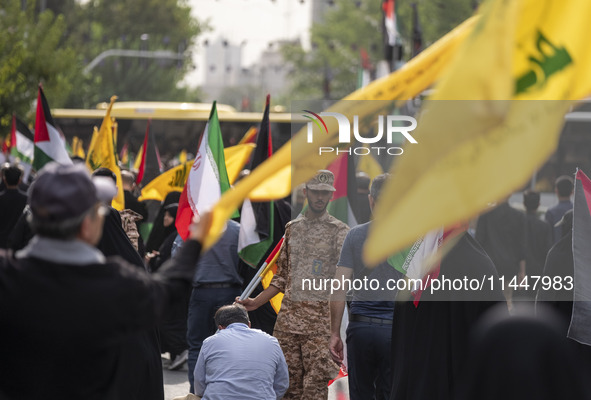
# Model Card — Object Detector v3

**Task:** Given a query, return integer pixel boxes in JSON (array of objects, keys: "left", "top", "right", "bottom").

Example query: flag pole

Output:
[
  {"left": 239, "top": 237, "right": 283, "bottom": 300},
  {"left": 239, "top": 261, "right": 269, "bottom": 301}
]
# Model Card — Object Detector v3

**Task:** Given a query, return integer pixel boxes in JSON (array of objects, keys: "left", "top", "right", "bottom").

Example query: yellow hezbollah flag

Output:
[
  {"left": 138, "top": 161, "right": 190, "bottom": 202},
  {"left": 356, "top": 144, "right": 384, "bottom": 181},
  {"left": 86, "top": 96, "right": 125, "bottom": 211},
  {"left": 365, "top": 0, "right": 591, "bottom": 265},
  {"left": 139, "top": 143, "right": 255, "bottom": 202},
  {"left": 203, "top": 15, "right": 477, "bottom": 250}
]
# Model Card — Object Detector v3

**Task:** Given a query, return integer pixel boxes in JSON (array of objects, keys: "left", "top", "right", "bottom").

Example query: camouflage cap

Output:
[{"left": 306, "top": 170, "right": 336, "bottom": 192}]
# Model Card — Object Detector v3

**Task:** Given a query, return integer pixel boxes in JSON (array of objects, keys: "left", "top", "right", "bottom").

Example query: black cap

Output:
[{"left": 29, "top": 162, "right": 117, "bottom": 222}]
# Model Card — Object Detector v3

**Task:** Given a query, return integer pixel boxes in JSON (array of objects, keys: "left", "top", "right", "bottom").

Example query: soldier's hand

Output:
[
  {"left": 235, "top": 296, "right": 257, "bottom": 311},
  {"left": 329, "top": 333, "right": 343, "bottom": 365}
]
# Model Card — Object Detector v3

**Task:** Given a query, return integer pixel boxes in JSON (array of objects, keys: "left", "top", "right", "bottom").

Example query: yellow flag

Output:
[
  {"left": 238, "top": 126, "right": 257, "bottom": 145},
  {"left": 203, "top": 16, "right": 477, "bottom": 250},
  {"left": 356, "top": 144, "right": 384, "bottom": 181},
  {"left": 258, "top": 247, "right": 284, "bottom": 313},
  {"left": 112, "top": 120, "right": 118, "bottom": 149},
  {"left": 224, "top": 143, "right": 256, "bottom": 184},
  {"left": 138, "top": 143, "right": 255, "bottom": 202},
  {"left": 86, "top": 96, "right": 125, "bottom": 211},
  {"left": 133, "top": 143, "right": 143, "bottom": 171},
  {"left": 365, "top": 0, "right": 591, "bottom": 265},
  {"left": 72, "top": 136, "right": 85, "bottom": 159},
  {"left": 138, "top": 161, "right": 190, "bottom": 202},
  {"left": 178, "top": 149, "right": 187, "bottom": 164}
]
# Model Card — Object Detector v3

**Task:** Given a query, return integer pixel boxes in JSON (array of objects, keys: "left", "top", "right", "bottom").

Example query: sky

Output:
[{"left": 185, "top": 0, "right": 312, "bottom": 86}]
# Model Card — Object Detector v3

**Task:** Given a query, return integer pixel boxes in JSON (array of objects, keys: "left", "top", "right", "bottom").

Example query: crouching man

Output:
[{"left": 194, "top": 304, "right": 289, "bottom": 400}]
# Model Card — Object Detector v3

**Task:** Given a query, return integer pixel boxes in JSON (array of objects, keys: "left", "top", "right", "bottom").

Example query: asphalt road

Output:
[
  {"left": 161, "top": 358, "right": 350, "bottom": 400},
  {"left": 163, "top": 360, "right": 191, "bottom": 400}
]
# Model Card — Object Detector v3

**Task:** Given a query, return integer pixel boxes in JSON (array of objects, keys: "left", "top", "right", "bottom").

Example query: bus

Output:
[
  {"left": 52, "top": 100, "right": 591, "bottom": 198},
  {"left": 52, "top": 101, "right": 294, "bottom": 166}
]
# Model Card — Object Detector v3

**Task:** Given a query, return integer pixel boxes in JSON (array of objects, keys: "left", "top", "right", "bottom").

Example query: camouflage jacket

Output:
[
  {"left": 118, "top": 209, "right": 143, "bottom": 251},
  {"left": 271, "top": 211, "right": 349, "bottom": 335}
]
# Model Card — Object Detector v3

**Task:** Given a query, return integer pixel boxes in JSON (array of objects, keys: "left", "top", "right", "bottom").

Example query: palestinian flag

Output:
[
  {"left": 33, "top": 85, "right": 72, "bottom": 170},
  {"left": 10, "top": 114, "right": 34, "bottom": 165},
  {"left": 568, "top": 169, "right": 591, "bottom": 345},
  {"left": 327, "top": 153, "right": 358, "bottom": 227},
  {"left": 238, "top": 95, "right": 275, "bottom": 268},
  {"left": 175, "top": 101, "right": 237, "bottom": 240},
  {"left": 382, "top": 0, "right": 399, "bottom": 62}
]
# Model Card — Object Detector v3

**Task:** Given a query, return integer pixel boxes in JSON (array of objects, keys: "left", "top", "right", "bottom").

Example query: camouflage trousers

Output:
[{"left": 274, "top": 330, "right": 338, "bottom": 400}]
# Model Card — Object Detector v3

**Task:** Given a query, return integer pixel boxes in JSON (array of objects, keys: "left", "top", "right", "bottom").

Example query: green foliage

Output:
[
  {"left": 281, "top": 0, "right": 477, "bottom": 101},
  {"left": 0, "top": 1, "right": 79, "bottom": 132},
  {"left": 282, "top": 0, "right": 384, "bottom": 100},
  {"left": 61, "top": 0, "right": 207, "bottom": 106},
  {"left": 0, "top": 0, "right": 207, "bottom": 135},
  {"left": 396, "top": 0, "right": 477, "bottom": 47}
]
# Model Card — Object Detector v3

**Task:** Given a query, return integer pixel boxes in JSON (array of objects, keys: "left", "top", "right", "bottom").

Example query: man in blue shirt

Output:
[
  {"left": 194, "top": 304, "right": 289, "bottom": 400},
  {"left": 329, "top": 174, "right": 401, "bottom": 400}
]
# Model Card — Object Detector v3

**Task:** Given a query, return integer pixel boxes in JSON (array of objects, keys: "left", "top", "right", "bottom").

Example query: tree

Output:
[
  {"left": 282, "top": 0, "right": 384, "bottom": 100},
  {"left": 281, "top": 0, "right": 478, "bottom": 101},
  {"left": 62, "top": 0, "right": 207, "bottom": 107},
  {"left": 0, "top": 1, "right": 79, "bottom": 132}
]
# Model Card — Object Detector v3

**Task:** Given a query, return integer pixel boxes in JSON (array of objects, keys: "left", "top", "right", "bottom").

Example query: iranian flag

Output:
[
  {"left": 10, "top": 114, "right": 34, "bottom": 165},
  {"left": 176, "top": 102, "right": 237, "bottom": 240},
  {"left": 33, "top": 85, "right": 72, "bottom": 170},
  {"left": 327, "top": 153, "right": 358, "bottom": 227}
]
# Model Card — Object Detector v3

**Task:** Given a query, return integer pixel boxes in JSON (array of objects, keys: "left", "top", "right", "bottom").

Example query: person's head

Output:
[
  {"left": 120, "top": 170, "right": 136, "bottom": 191},
  {"left": 555, "top": 175, "right": 574, "bottom": 199},
  {"left": 304, "top": 170, "right": 335, "bottom": 216},
  {"left": 356, "top": 172, "right": 370, "bottom": 195},
  {"left": 214, "top": 304, "right": 250, "bottom": 329},
  {"left": 456, "top": 304, "right": 589, "bottom": 400},
  {"left": 28, "top": 162, "right": 116, "bottom": 244},
  {"left": 163, "top": 203, "right": 178, "bottom": 227},
  {"left": 523, "top": 189, "right": 541, "bottom": 213},
  {"left": 2, "top": 163, "right": 23, "bottom": 188},
  {"left": 368, "top": 173, "right": 390, "bottom": 211},
  {"left": 92, "top": 168, "right": 118, "bottom": 203}
]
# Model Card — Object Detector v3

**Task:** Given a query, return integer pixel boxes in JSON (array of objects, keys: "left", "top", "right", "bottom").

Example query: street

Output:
[{"left": 163, "top": 363, "right": 190, "bottom": 400}]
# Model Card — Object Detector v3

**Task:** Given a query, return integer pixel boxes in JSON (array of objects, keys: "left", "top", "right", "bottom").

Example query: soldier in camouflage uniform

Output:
[{"left": 238, "top": 170, "right": 349, "bottom": 400}]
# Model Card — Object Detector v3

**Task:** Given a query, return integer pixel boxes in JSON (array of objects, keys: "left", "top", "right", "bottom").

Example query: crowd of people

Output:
[{"left": 1, "top": 158, "right": 590, "bottom": 400}]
